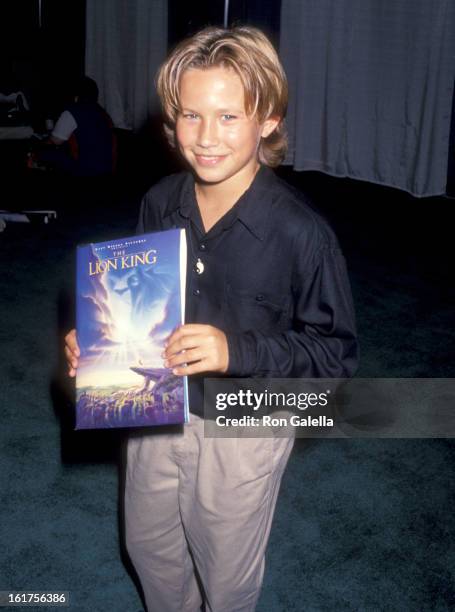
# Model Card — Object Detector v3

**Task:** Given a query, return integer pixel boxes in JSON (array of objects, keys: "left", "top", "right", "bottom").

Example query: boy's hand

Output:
[
  {"left": 163, "top": 324, "right": 229, "bottom": 376},
  {"left": 64, "top": 329, "right": 80, "bottom": 377}
]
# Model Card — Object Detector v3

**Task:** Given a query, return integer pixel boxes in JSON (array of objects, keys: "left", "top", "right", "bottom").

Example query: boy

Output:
[{"left": 65, "top": 26, "right": 358, "bottom": 612}]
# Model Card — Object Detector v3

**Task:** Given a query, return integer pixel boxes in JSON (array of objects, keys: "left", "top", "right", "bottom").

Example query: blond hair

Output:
[{"left": 156, "top": 26, "right": 288, "bottom": 167}]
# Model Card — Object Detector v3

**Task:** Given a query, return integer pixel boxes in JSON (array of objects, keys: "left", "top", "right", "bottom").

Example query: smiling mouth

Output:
[{"left": 194, "top": 154, "right": 228, "bottom": 166}]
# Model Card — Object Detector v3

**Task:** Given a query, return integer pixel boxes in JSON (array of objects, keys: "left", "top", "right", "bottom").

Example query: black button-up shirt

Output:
[{"left": 137, "top": 166, "right": 359, "bottom": 416}]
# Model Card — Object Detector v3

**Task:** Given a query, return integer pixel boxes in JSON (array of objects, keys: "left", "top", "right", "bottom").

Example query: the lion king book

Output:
[{"left": 75, "top": 228, "right": 188, "bottom": 429}]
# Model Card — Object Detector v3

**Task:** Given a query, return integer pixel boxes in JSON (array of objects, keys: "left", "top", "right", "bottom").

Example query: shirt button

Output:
[
  {"left": 256, "top": 294, "right": 265, "bottom": 301},
  {"left": 199, "top": 243, "right": 206, "bottom": 251},
  {"left": 193, "top": 289, "right": 200, "bottom": 296}
]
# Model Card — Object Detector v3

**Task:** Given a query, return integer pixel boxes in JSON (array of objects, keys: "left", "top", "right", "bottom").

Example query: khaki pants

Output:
[{"left": 125, "top": 415, "right": 294, "bottom": 612}]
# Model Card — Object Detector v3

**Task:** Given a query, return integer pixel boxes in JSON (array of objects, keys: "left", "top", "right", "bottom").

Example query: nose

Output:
[{"left": 197, "top": 118, "right": 219, "bottom": 148}]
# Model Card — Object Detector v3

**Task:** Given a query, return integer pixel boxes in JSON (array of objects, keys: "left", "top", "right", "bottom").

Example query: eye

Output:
[
  {"left": 182, "top": 112, "right": 199, "bottom": 120},
  {"left": 221, "top": 114, "right": 237, "bottom": 121}
]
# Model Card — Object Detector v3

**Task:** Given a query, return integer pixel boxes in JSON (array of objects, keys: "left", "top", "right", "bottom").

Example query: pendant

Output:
[{"left": 195, "top": 258, "right": 205, "bottom": 275}]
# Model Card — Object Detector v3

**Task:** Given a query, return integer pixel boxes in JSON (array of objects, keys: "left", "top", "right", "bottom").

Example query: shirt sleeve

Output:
[
  {"left": 226, "top": 242, "right": 359, "bottom": 379},
  {"left": 52, "top": 110, "right": 77, "bottom": 141}
]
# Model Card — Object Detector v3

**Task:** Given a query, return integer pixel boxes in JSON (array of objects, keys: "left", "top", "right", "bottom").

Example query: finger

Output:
[
  {"left": 65, "top": 329, "right": 80, "bottom": 356},
  {"left": 64, "top": 346, "right": 79, "bottom": 369},
  {"left": 172, "top": 358, "right": 212, "bottom": 376},
  {"left": 164, "top": 333, "right": 205, "bottom": 358},
  {"left": 69, "top": 330, "right": 80, "bottom": 355},
  {"left": 165, "top": 324, "right": 212, "bottom": 346},
  {"left": 164, "top": 347, "right": 204, "bottom": 369},
  {"left": 163, "top": 329, "right": 184, "bottom": 355},
  {"left": 164, "top": 326, "right": 195, "bottom": 349}
]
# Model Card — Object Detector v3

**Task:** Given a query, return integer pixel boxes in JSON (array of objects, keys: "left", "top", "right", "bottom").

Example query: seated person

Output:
[{"left": 36, "top": 76, "right": 116, "bottom": 176}]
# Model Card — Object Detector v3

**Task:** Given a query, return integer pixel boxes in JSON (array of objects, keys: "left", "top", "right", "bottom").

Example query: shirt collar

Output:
[
  {"left": 162, "top": 165, "right": 277, "bottom": 241},
  {"left": 234, "top": 165, "right": 277, "bottom": 240},
  {"left": 162, "top": 172, "right": 194, "bottom": 219}
]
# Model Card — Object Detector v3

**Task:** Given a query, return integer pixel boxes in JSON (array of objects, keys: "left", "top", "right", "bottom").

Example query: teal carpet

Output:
[{"left": 1, "top": 169, "right": 454, "bottom": 611}]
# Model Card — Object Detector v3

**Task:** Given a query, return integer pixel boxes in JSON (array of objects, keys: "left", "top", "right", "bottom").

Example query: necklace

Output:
[
  {"left": 195, "top": 258, "right": 205, "bottom": 275},
  {"left": 187, "top": 221, "right": 205, "bottom": 276}
]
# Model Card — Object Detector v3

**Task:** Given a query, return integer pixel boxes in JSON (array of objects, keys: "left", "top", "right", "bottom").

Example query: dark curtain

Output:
[
  {"left": 85, "top": 0, "right": 168, "bottom": 131},
  {"left": 446, "top": 79, "right": 455, "bottom": 196},
  {"left": 280, "top": 0, "right": 455, "bottom": 197},
  {"left": 168, "top": 0, "right": 281, "bottom": 47},
  {"left": 168, "top": 0, "right": 225, "bottom": 47},
  {"left": 229, "top": 0, "right": 281, "bottom": 46}
]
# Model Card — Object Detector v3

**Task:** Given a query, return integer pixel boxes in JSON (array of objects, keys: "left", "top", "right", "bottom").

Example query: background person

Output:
[{"left": 34, "top": 76, "right": 116, "bottom": 176}]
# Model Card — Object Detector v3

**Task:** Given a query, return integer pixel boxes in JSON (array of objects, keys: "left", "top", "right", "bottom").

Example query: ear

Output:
[{"left": 260, "top": 116, "right": 280, "bottom": 139}]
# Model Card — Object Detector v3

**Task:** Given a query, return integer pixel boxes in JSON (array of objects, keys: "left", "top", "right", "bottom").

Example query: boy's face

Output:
[{"left": 175, "top": 66, "right": 278, "bottom": 193}]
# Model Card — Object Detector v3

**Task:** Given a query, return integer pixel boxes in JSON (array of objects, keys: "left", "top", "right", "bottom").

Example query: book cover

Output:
[{"left": 75, "top": 229, "right": 188, "bottom": 429}]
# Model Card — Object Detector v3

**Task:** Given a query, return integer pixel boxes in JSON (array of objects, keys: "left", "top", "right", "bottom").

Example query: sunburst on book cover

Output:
[{"left": 75, "top": 229, "right": 188, "bottom": 429}]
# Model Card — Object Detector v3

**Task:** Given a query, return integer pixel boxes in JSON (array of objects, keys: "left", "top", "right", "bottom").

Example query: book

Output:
[{"left": 75, "top": 229, "right": 188, "bottom": 429}]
